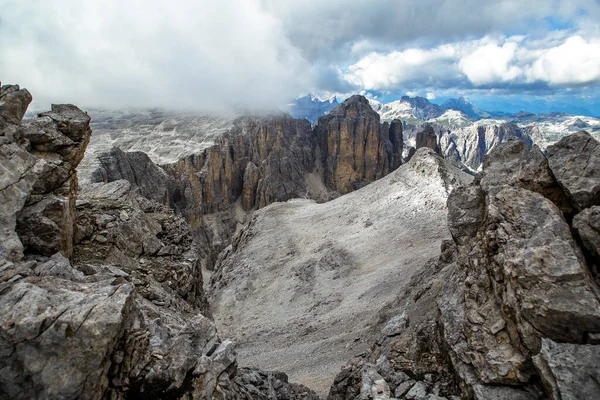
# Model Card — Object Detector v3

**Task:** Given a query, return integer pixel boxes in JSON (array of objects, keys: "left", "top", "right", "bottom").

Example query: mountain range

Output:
[{"left": 289, "top": 94, "right": 600, "bottom": 171}]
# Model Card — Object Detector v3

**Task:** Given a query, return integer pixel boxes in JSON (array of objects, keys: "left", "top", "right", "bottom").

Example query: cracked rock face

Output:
[
  {"left": 546, "top": 130, "right": 600, "bottom": 211},
  {"left": 328, "top": 133, "right": 600, "bottom": 400}
]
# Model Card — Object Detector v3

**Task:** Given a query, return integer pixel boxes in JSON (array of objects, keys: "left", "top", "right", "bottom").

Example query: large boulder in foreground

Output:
[{"left": 546, "top": 130, "right": 600, "bottom": 211}]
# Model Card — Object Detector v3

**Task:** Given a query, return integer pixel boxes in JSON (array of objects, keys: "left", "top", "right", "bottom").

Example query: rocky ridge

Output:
[
  {"left": 327, "top": 132, "right": 600, "bottom": 400},
  {"left": 0, "top": 83, "right": 318, "bottom": 399}
]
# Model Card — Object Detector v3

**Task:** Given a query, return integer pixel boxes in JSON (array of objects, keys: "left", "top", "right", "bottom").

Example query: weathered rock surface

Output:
[
  {"left": 0, "top": 83, "right": 32, "bottom": 140},
  {"left": 90, "top": 146, "right": 174, "bottom": 205},
  {"left": 328, "top": 133, "right": 600, "bottom": 400},
  {"left": 415, "top": 125, "right": 440, "bottom": 155},
  {"left": 546, "top": 130, "right": 600, "bottom": 211},
  {"left": 573, "top": 206, "right": 600, "bottom": 277},
  {"left": 15, "top": 103, "right": 91, "bottom": 258},
  {"left": 474, "top": 138, "right": 573, "bottom": 215},
  {"left": 533, "top": 339, "right": 600, "bottom": 400}
]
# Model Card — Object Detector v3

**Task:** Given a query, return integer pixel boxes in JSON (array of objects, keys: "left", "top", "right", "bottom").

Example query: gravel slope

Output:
[{"left": 208, "top": 148, "right": 472, "bottom": 396}]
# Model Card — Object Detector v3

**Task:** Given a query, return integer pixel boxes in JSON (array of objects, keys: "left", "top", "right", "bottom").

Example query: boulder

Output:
[
  {"left": 533, "top": 339, "right": 600, "bottom": 400},
  {"left": 415, "top": 125, "right": 440, "bottom": 155},
  {"left": 572, "top": 206, "right": 600, "bottom": 277},
  {"left": 546, "top": 131, "right": 600, "bottom": 210}
]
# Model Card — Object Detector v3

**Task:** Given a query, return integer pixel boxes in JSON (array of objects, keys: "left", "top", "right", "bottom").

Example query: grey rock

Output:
[
  {"left": 381, "top": 313, "right": 409, "bottom": 337},
  {"left": 446, "top": 185, "right": 485, "bottom": 245},
  {"left": 406, "top": 381, "right": 430, "bottom": 400},
  {"left": 0, "top": 140, "right": 37, "bottom": 261},
  {"left": 0, "top": 276, "right": 136, "bottom": 399},
  {"left": 360, "top": 367, "right": 391, "bottom": 399},
  {"left": 533, "top": 339, "right": 600, "bottom": 400},
  {"left": 476, "top": 139, "right": 572, "bottom": 215},
  {"left": 416, "top": 125, "right": 440, "bottom": 155},
  {"left": 488, "top": 187, "right": 600, "bottom": 345},
  {"left": 35, "top": 252, "right": 84, "bottom": 281},
  {"left": 91, "top": 147, "right": 173, "bottom": 205},
  {"left": 79, "top": 180, "right": 132, "bottom": 203},
  {"left": 16, "top": 194, "right": 74, "bottom": 257},
  {"left": 0, "top": 84, "right": 32, "bottom": 138},
  {"left": 395, "top": 380, "right": 417, "bottom": 398},
  {"left": 573, "top": 206, "right": 600, "bottom": 275},
  {"left": 546, "top": 131, "right": 600, "bottom": 210}
]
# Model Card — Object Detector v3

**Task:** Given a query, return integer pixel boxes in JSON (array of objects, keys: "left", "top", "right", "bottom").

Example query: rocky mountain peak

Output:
[{"left": 325, "top": 94, "right": 375, "bottom": 119}]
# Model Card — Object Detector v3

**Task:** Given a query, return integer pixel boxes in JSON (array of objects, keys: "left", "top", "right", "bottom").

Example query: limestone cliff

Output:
[{"left": 315, "top": 95, "right": 403, "bottom": 193}]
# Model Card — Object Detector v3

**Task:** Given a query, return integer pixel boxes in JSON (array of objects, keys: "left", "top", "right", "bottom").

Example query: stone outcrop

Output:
[
  {"left": 163, "top": 114, "right": 319, "bottom": 215},
  {"left": 415, "top": 125, "right": 440, "bottom": 155},
  {"left": 546, "top": 130, "right": 600, "bottom": 211},
  {"left": 437, "top": 122, "right": 532, "bottom": 170},
  {"left": 0, "top": 83, "right": 90, "bottom": 261},
  {"left": 315, "top": 95, "right": 403, "bottom": 193},
  {"left": 90, "top": 146, "right": 174, "bottom": 205},
  {"left": 0, "top": 84, "right": 318, "bottom": 400},
  {"left": 327, "top": 132, "right": 600, "bottom": 400}
]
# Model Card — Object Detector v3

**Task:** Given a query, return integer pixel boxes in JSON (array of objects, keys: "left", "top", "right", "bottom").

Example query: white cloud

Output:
[
  {"left": 426, "top": 92, "right": 437, "bottom": 100},
  {"left": 343, "top": 33, "right": 600, "bottom": 91},
  {"left": 343, "top": 45, "right": 457, "bottom": 90},
  {"left": 0, "top": 0, "right": 311, "bottom": 111},
  {"left": 458, "top": 41, "right": 523, "bottom": 85},
  {"left": 526, "top": 36, "right": 600, "bottom": 85},
  {"left": 1, "top": 0, "right": 600, "bottom": 110}
]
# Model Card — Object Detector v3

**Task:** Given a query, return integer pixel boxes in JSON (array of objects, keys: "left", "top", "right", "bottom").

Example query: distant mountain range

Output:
[
  {"left": 289, "top": 93, "right": 598, "bottom": 124},
  {"left": 287, "top": 94, "right": 339, "bottom": 125},
  {"left": 289, "top": 93, "right": 600, "bottom": 171}
]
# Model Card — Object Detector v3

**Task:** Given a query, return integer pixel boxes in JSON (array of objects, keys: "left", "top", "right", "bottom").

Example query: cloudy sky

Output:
[{"left": 1, "top": 0, "right": 600, "bottom": 115}]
